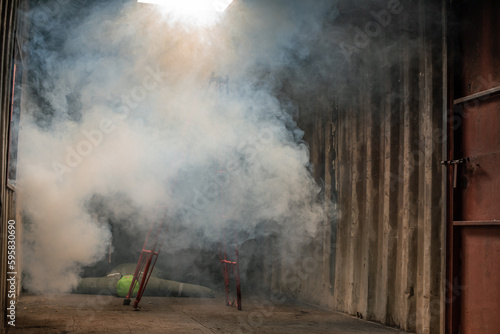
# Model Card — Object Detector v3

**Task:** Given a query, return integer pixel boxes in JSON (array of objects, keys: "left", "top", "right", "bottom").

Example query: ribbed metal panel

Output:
[
  {"left": 0, "top": 0, "right": 21, "bottom": 333},
  {"left": 289, "top": 1, "right": 447, "bottom": 333}
]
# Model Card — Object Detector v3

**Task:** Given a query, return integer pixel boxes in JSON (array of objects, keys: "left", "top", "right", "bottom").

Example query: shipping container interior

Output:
[{"left": 0, "top": 1, "right": 499, "bottom": 334}]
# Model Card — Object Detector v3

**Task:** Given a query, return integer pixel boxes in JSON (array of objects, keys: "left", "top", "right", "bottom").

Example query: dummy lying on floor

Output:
[{"left": 73, "top": 263, "right": 215, "bottom": 298}]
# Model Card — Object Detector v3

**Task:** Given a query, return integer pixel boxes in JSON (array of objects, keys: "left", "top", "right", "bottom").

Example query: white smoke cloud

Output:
[{"left": 18, "top": 0, "right": 334, "bottom": 293}]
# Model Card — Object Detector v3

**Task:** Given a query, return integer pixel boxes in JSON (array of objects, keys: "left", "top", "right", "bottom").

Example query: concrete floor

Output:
[{"left": 7, "top": 294, "right": 409, "bottom": 334}]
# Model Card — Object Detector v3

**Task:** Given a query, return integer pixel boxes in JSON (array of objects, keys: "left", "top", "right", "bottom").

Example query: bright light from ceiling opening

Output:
[
  {"left": 212, "top": 0, "right": 233, "bottom": 12},
  {"left": 138, "top": 0, "right": 234, "bottom": 26}
]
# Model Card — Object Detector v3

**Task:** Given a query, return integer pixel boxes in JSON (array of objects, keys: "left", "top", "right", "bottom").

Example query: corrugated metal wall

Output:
[
  {"left": 0, "top": 0, "right": 22, "bottom": 333},
  {"left": 0, "top": 0, "right": 449, "bottom": 333},
  {"left": 284, "top": 1, "right": 447, "bottom": 333}
]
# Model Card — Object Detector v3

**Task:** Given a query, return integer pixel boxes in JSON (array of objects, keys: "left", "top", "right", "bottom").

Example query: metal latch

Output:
[{"left": 441, "top": 158, "right": 469, "bottom": 188}]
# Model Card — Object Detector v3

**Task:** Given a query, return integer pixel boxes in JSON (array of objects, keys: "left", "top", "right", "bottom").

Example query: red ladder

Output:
[
  {"left": 220, "top": 232, "right": 242, "bottom": 310},
  {"left": 123, "top": 219, "right": 168, "bottom": 309}
]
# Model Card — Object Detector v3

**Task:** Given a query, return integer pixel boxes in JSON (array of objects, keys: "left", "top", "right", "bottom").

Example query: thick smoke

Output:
[{"left": 18, "top": 0, "right": 337, "bottom": 293}]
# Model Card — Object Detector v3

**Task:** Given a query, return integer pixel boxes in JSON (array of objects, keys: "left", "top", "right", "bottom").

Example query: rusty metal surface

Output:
[
  {"left": 460, "top": 227, "right": 500, "bottom": 334},
  {"left": 457, "top": 0, "right": 500, "bottom": 99},
  {"left": 458, "top": 97, "right": 500, "bottom": 221},
  {"left": 449, "top": 0, "right": 500, "bottom": 333}
]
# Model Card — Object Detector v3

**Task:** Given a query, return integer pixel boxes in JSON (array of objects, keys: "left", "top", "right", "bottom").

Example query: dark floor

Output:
[{"left": 7, "top": 294, "right": 409, "bottom": 334}]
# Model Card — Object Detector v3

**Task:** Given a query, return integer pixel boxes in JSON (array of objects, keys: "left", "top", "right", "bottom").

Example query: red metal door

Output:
[{"left": 448, "top": 1, "right": 500, "bottom": 333}]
